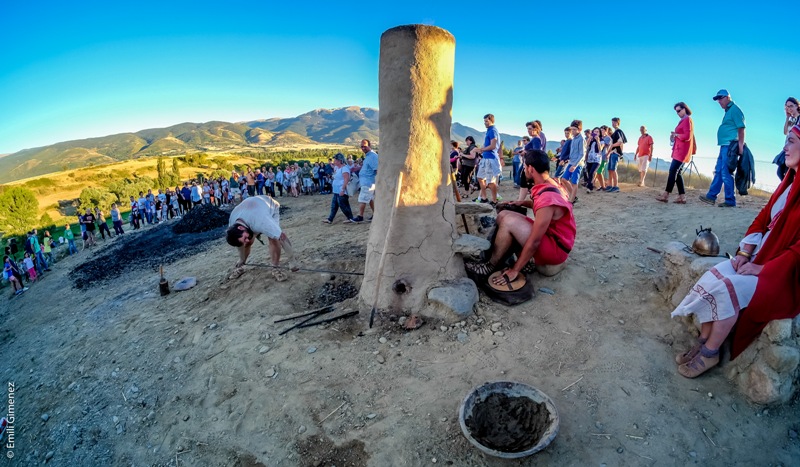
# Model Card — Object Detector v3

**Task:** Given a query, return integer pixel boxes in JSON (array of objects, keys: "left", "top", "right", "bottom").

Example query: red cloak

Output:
[{"left": 731, "top": 169, "right": 800, "bottom": 359}]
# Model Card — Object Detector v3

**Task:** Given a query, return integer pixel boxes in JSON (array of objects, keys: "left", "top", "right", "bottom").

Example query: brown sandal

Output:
[
  {"left": 655, "top": 195, "right": 668, "bottom": 203},
  {"left": 675, "top": 343, "right": 701, "bottom": 365},
  {"left": 677, "top": 352, "right": 719, "bottom": 378},
  {"left": 465, "top": 261, "right": 496, "bottom": 276}
]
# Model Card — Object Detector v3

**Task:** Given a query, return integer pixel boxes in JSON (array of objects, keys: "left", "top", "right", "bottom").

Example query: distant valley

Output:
[{"left": 0, "top": 107, "right": 531, "bottom": 184}]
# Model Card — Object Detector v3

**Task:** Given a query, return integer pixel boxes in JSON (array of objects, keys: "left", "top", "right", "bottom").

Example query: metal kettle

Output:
[{"left": 691, "top": 226, "right": 720, "bottom": 257}]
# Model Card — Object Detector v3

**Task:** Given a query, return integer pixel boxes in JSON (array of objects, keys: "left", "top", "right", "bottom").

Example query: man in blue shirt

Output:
[
  {"left": 700, "top": 89, "right": 746, "bottom": 207},
  {"left": 476, "top": 114, "right": 501, "bottom": 204},
  {"left": 353, "top": 139, "right": 379, "bottom": 222}
]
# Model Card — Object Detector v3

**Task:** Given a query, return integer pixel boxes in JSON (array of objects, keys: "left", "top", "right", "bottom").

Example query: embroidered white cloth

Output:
[{"left": 671, "top": 184, "right": 792, "bottom": 323}]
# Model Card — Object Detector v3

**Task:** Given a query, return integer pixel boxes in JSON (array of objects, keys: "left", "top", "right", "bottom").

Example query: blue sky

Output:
[{"left": 0, "top": 1, "right": 795, "bottom": 189}]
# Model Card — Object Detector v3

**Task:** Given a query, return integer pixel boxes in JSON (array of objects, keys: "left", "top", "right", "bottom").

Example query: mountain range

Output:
[{"left": 0, "top": 106, "right": 535, "bottom": 184}]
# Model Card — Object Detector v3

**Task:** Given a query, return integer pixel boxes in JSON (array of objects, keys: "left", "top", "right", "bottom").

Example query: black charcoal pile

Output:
[
  {"left": 172, "top": 204, "right": 230, "bottom": 234},
  {"left": 70, "top": 223, "right": 224, "bottom": 290}
]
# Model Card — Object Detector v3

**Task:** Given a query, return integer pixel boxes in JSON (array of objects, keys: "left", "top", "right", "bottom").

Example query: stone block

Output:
[
  {"left": 455, "top": 202, "right": 495, "bottom": 215},
  {"left": 536, "top": 261, "right": 567, "bottom": 277},
  {"left": 764, "top": 319, "right": 792, "bottom": 344},
  {"left": 763, "top": 345, "right": 800, "bottom": 374},
  {"left": 427, "top": 278, "right": 479, "bottom": 318},
  {"left": 452, "top": 234, "right": 491, "bottom": 258}
]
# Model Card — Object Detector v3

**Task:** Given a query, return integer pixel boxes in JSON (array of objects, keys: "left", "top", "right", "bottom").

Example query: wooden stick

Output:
[
  {"left": 562, "top": 375, "right": 583, "bottom": 391},
  {"left": 320, "top": 402, "right": 346, "bottom": 423},
  {"left": 370, "top": 172, "right": 404, "bottom": 328},
  {"left": 646, "top": 247, "right": 663, "bottom": 254}
]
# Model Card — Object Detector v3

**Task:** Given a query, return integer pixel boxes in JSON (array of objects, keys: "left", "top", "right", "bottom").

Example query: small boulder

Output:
[{"left": 427, "top": 278, "right": 479, "bottom": 317}]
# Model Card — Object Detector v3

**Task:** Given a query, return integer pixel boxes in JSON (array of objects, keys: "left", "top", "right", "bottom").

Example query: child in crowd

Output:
[
  {"left": 214, "top": 182, "right": 222, "bottom": 207},
  {"left": 3, "top": 255, "right": 26, "bottom": 295},
  {"left": 23, "top": 253, "right": 36, "bottom": 282},
  {"left": 170, "top": 194, "right": 180, "bottom": 218}
]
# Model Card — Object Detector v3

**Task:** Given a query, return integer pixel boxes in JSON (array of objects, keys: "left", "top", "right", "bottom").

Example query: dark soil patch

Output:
[
  {"left": 464, "top": 392, "right": 550, "bottom": 453},
  {"left": 70, "top": 223, "right": 224, "bottom": 289},
  {"left": 172, "top": 203, "right": 230, "bottom": 234},
  {"left": 296, "top": 435, "right": 368, "bottom": 467}
]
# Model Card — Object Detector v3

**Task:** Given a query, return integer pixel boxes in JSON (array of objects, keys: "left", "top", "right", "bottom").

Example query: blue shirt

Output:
[
  {"left": 181, "top": 187, "right": 191, "bottom": 200},
  {"left": 524, "top": 136, "right": 543, "bottom": 151},
  {"left": 717, "top": 101, "right": 745, "bottom": 146},
  {"left": 568, "top": 134, "right": 585, "bottom": 167},
  {"left": 359, "top": 151, "right": 379, "bottom": 187},
  {"left": 482, "top": 125, "right": 500, "bottom": 159},
  {"left": 559, "top": 138, "right": 572, "bottom": 162}
]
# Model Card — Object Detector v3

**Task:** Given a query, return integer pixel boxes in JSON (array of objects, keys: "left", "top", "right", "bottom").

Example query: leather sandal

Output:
[
  {"left": 520, "top": 260, "right": 536, "bottom": 274},
  {"left": 465, "top": 261, "right": 496, "bottom": 276},
  {"left": 678, "top": 352, "right": 719, "bottom": 378},
  {"left": 675, "top": 342, "right": 702, "bottom": 365}
]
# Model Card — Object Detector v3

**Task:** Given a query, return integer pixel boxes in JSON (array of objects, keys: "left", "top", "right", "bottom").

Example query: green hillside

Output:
[{"left": 0, "top": 107, "right": 523, "bottom": 184}]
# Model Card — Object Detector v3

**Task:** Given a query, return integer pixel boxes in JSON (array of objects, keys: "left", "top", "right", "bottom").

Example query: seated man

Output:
[
  {"left": 466, "top": 149, "right": 576, "bottom": 285},
  {"left": 226, "top": 195, "right": 292, "bottom": 281}
]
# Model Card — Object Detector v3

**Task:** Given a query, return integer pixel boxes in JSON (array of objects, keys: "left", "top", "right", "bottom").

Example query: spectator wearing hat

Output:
[
  {"left": 322, "top": 153, "right": 359, "bottom": 224},
  {"left": 700, "top": 89, "right": 746, "bottom": 207}
]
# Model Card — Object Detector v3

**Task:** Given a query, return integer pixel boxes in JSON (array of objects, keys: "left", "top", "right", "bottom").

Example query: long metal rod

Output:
[
  {"left": 297, "top": 310, "right": 359, "bottom": 328},
  {"left": 246, "top": 262, "right": 364, "bottom": 276},
  {"left": 274, "top": 304, "right": 334, "bottom": 323}
]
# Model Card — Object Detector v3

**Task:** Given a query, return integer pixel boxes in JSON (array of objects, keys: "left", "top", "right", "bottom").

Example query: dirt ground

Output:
[{"left": 2, "top": 178, "right": 799, "bottom": 466}]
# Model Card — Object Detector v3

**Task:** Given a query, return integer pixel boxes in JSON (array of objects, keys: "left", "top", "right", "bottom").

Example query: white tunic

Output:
[
  {"left": 671, "top": 185, "right": 792, "bottom": 323},
  {"left": 228, "top": 196, "right": 282, "bottom": 240}
]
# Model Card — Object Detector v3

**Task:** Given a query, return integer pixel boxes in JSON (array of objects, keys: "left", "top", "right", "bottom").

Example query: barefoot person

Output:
[
  {"left": 226, "top": 195, "right": 292, "bottom": 281},
  {"left": 671, "top": 124, "right": 800, "bottom": 378},
  {"left": 466, "top": 149, "right": 576, "bottom": 283}
]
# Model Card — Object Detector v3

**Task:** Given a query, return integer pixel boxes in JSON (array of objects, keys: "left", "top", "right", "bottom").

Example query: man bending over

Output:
[
  {"left": 226, "top": 195, "right": 292, "bottom": 281},
  {"left": 466, "top": 149, "right": 576, "bottom": 285}
]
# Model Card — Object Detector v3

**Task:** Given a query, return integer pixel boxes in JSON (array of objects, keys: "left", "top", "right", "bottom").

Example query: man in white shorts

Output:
[
  {"left": 353, "top": 139, "right": 379, "bottom": 222},
  {"left": 635, "top": 125, "right": 654, "bottom": 187},
  {"left": 226, "top": 195, "right": 292, "bottom": 281},
  {"left": 475, "top": 113, "right": 501, "bottom": 205}
]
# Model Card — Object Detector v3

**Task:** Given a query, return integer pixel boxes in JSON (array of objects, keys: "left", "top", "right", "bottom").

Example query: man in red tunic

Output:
[{"left": 466, "top": 149, "right": 577, "bottom": 285}]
